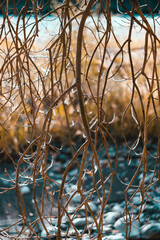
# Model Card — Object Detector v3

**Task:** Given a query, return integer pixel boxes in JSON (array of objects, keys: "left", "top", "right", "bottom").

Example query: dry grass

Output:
[{"left": 0, "top": 15, "right": 160, "bottom": 159}]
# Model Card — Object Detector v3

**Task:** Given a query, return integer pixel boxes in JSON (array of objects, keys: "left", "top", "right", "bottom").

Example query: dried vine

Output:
[{"left": 0, "top": 0, "right": 160, "bottom": 239}]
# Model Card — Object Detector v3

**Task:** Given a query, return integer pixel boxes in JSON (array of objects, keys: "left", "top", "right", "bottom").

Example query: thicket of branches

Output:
[{"left": 0, "top": 0, "right": 160, "bottom": 239}]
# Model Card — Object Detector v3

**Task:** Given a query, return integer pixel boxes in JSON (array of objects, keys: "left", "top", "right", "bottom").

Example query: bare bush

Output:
[{"left": 0, "top": 0, "right": 159, "bottom": 239}]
